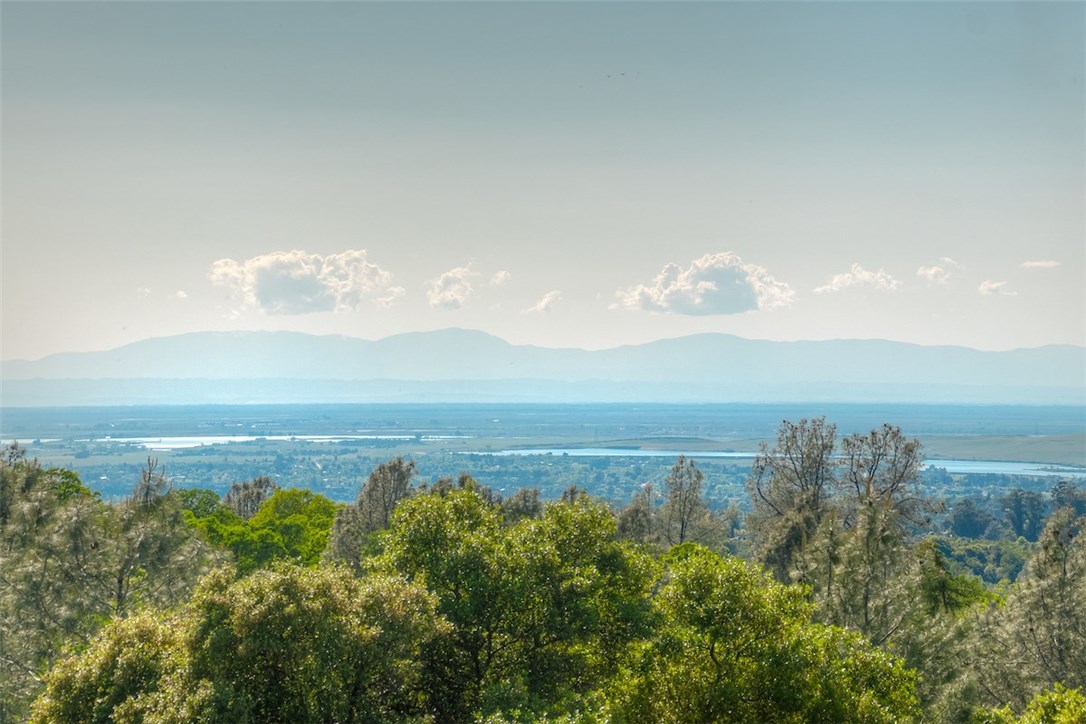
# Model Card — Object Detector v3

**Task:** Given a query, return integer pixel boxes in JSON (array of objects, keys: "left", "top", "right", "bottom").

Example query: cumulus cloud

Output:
[
  {"left": 1021, "top": 260, "right": 1060, "bottom": 269},
  {"left": 524, "top": 290, "right": 563, "bottom": 314},
  {"left": 209, "top": 249, "right": 404, "bottom": 315},
  {"left": 978, "top": 280, "right": 1017, "bottom": 296},
  {"left": 916, "top": 257, "right": 960, "bottom": 285},
  {"left": 613, "top": 252, "right": 794, "bottom": 316},
  {"left": 427, "top": 266, "right": 476, "bottom": 309},
  {"left": 814, "top": 263, "right": 900, "bottom": 294},
  {"left": 916, "top": 266, "right": 951, "bottom": 284},
  {"left": 491, "top": 270, "right": 512, "bottom": 286},
  {"left": 172, "top": 290, "right": 189, "bottom": 300}
]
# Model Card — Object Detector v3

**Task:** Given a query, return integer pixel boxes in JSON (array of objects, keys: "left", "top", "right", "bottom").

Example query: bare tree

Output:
[
  {"left": 838, "top": 423, "right": 929, "bottom": 527},
  {"left": 326, "top": 457, "right": 417, "bottom": 570},
  {"left": 359, "top": 457, "right": 417, "bottom": 531},
  {"left": 745, "top": 418, "right": 837, "bottom": 582},
  {"left": 825, "top": 424, "right": 935, "bottom": 642},
  {"left": 224, "top": 476, "right": 278, "bottom": 520},
  {"left": 661, "top": 456, "right": 706, "bottom": 546},
  {"left": 131, "top": 457, "right": 170, "bottom": 509}
]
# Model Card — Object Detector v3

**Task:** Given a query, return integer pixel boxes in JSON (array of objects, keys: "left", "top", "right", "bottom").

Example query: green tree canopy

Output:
[
  {"left": 31, "top": 564, "right": 446, "bottom": 723},
  {"left": 186, "top": 487, "right": 337, "bottom": 575},
  {"left": 959, "top": 508, "right": 1086, "bottom": 715},
  {"left": 608, "top": 544, "right": 920, "bottom": 723},
  {"left": 1, "top": 460, "right": 215, "bottom": 720},
  {"left": 376, "top": 486, "right": 655, "bottom": 721}
]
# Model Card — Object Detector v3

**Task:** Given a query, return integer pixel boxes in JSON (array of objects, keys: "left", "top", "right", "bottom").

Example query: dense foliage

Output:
[
  {"left": 31, "top": 565, "right": 444, "bottom": 723},
  {"left": 1, "top": 453, "right": 218, "bottom": 720},
  {"left": 183, "top": 486, "right": 337, "bottom": 574},
  {"left": 3, "top": 422, "right": 1086, "bottom": 722}
]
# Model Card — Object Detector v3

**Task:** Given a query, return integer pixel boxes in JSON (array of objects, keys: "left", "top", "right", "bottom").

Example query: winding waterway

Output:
[
  {"left": 24, "top": 435, "right": 1081, "bottom": 479},
  {"left": 474, "top": 448, "right": 1085, "bottom": 478}
]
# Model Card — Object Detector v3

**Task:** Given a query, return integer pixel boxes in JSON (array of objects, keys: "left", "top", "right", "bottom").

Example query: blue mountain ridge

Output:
[{"left": 2, "top": 329, "right": 1083, "bottom": 406}]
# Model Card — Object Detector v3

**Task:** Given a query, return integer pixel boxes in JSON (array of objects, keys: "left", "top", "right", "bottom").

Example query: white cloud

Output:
[
  {"left": 491, "top": 270, "right": 512, "bottom": 286},
  {"left": 209, "top": 249, "right": 403, "bottom": 315},
  {"left": 135, "top": 287, "right": 151, "bottom": 298},
  {"left": 814, "top": 263, "right": 900, "bottom": 294},
  {"left": 172, "top": 290, "right": 189, "bottom": 300},
  {"left": 1021, "top": 260, "right": 1060, "bottom": 269},
  {"left": 917, "top": 257, "right": 961, "bottom": 285},
  {"left": 916, "top": 266, "right": 951, "bottom": 284},
  {"left": 427, "top": 266, "right": 475, "bottom": 309},
  {"left": 524, "top": 290, "right": 563, "bottom": 314},
  {"left": 978, "top": 280, "right": 1017, "bottom": 296},
  {"left": 613, "top": 252, "right": 794, "bottom": 316}
]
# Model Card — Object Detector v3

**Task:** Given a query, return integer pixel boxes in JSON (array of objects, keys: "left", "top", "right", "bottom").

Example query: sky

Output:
[{"left": 2, "top": 1, "right": 1083, "bottom": 361}]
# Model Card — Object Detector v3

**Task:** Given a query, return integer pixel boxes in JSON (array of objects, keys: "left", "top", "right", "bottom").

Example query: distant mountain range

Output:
[{"left": 2, "top": 329, "right": 1083, "bottom": 406}]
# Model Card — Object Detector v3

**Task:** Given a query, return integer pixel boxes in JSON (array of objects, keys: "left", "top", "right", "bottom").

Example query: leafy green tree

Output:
[
  {"left": 247, "top": 488, "right": 337, "bottom": 566},
  {"left": 950, "top": 498, "right": 999, "bottom": 539},
  {"left": 30, "top": 611, "right": 189, "bottom": 724},
  {"left": 377, "top": 487, "right": 654, "bottom": 721},
  {"left": 1001, "top": 490, "right": 1048, "bottom": 542},
  {"left": 892, "top": 539, "right": 992, "bottom": 714},
  {"left": 184, "top": 565, "right": 444, "bottom": 721},
  {"left": 936, "top": 536, "right": 1029, "bottom": 585},
  {"left": 1021, "top": 684, "right": 1086, "bottom": 723},
  {"left": 31, "top": 564, "right": 447, "bottom": 723},
  {"left": 949, "top": 508, "right": 1086, "bottom": 716},
  {"left": 187, "top": 488, "right": 337, "bottom": 575},
  {"left": 185, "top": 505, "right": 255, "bottom": 555},
  {"left": 616, "top": 484, "right": 657, "bottom": 545},
  {"left": 179, "top": 488, "right": 224, "bottom": 519},
  {"left": 376, "top": 487, "right": 505, "bottom": 720},
  {"left": 501, "top": 486, "right": 543, "bottom": 524},
  {"left": 494, "top": 496, "right": 654, "bottom": 713},
  {"left": 608, "top": 544, "right": 919, "bottom": 723},
  {"left": 976, "top": 683, "right": 1086, "bottom": 723}
]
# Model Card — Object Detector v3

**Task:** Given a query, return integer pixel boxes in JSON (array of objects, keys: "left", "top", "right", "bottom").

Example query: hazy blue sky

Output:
[{"left": 2, "top": 1, "right": 1083, "bottom": 360}]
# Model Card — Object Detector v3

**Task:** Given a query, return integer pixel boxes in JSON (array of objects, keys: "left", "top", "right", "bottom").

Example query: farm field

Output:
[{"left": 4, "top": 403, "right": 1082, "bottom": 503}]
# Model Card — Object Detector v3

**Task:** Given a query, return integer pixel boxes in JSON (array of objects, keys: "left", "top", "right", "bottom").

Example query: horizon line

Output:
[{"left": 5, "top": 327, "right": 1085, "bottom": 364}]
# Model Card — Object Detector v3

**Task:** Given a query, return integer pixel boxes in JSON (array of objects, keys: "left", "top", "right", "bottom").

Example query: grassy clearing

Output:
[{"left": 920, "top": 434, "right": 1086, "bottom": 467}]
